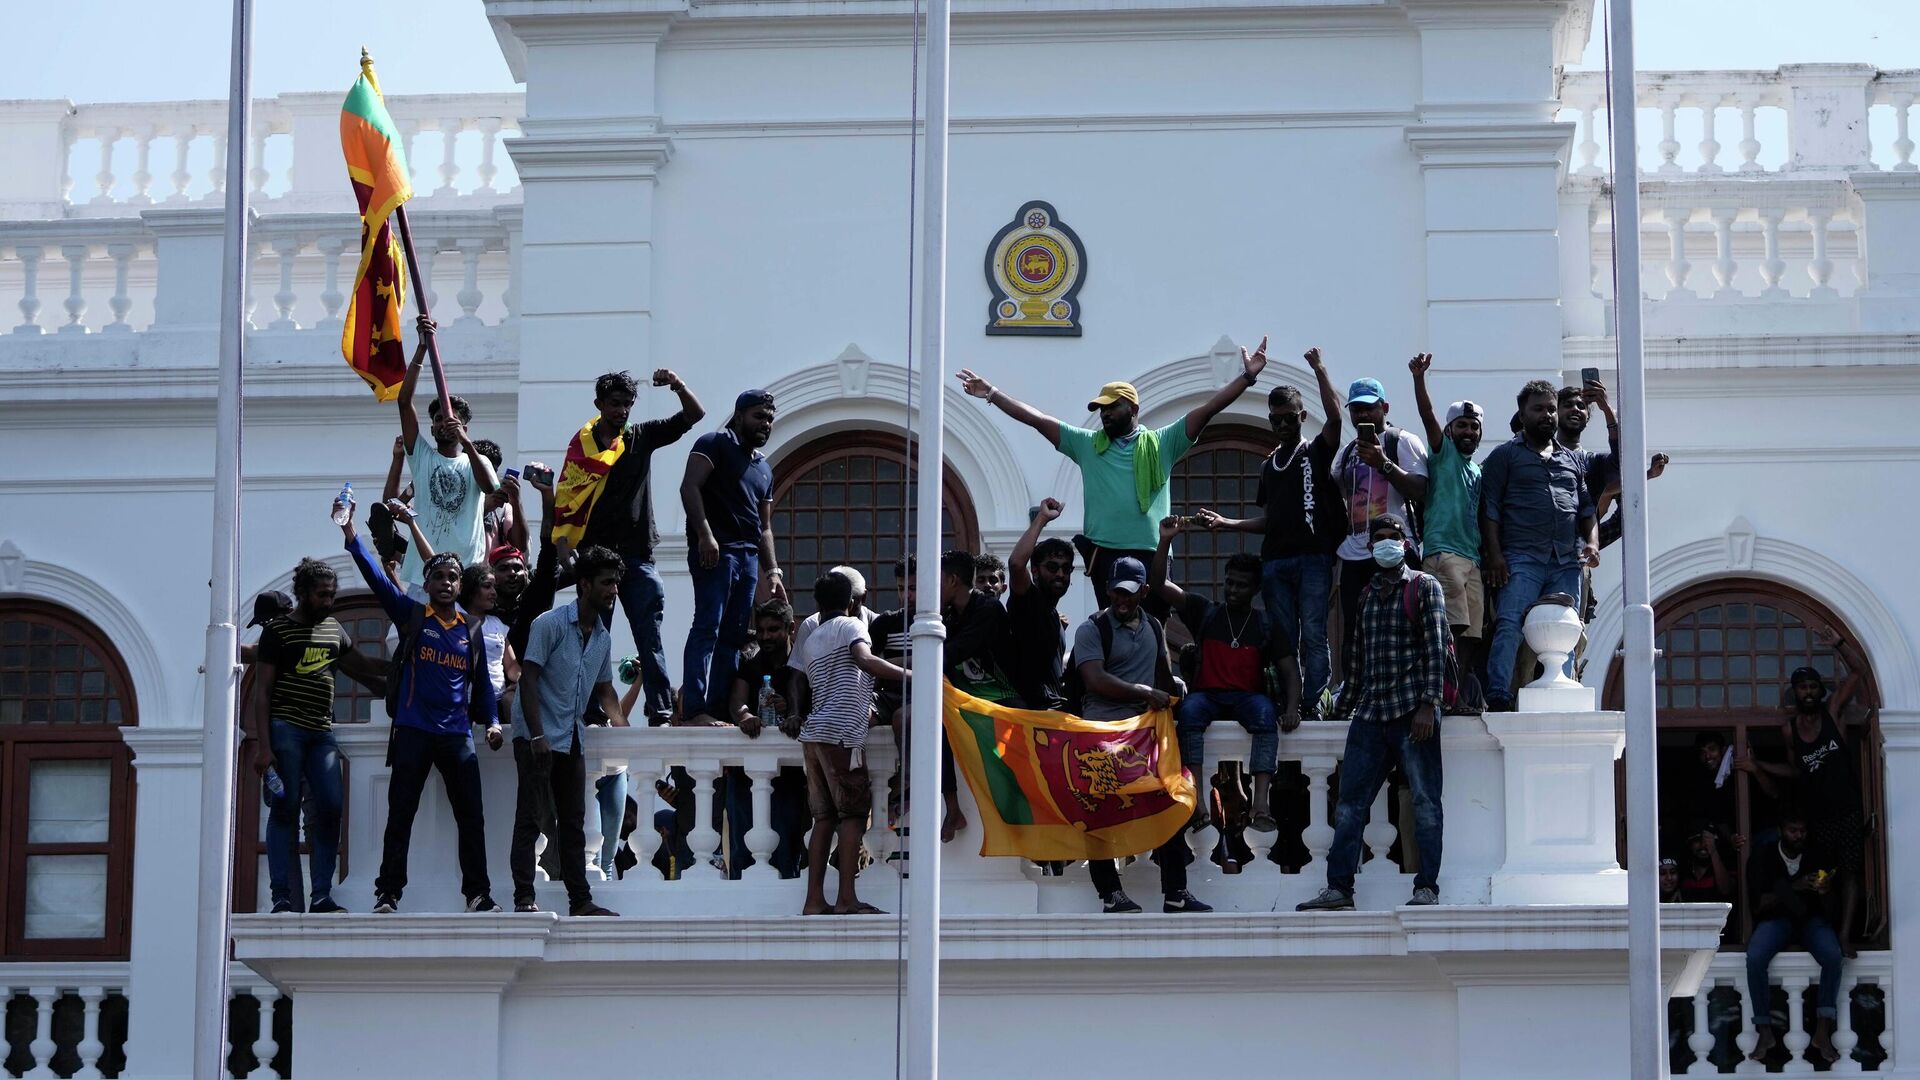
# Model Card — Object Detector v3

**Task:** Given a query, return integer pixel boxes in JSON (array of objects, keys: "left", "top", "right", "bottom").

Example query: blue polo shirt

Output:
[
  {"left": 690, "top": 428, "right": 773, "bottom": 549},
  {"left": 511, "top": 601, "right": 614, "bottom": 754},
  {"left": 1479, "top": 435, "right": 1594, "bottom": 564}
]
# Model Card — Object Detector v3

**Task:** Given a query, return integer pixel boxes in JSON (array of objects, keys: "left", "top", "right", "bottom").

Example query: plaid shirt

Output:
[{"left": 1345, "top": 564, "right": 1449, "bottom": 723}]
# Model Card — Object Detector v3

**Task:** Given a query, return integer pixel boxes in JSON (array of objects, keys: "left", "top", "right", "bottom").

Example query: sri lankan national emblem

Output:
[{"left": 984, "top": 200, "right": 1086, "bottom": 336}]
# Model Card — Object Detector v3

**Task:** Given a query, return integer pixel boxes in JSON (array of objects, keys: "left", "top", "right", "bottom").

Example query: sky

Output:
[{"left": 5, "top": 0, "right": 1918, "bottom": 103}]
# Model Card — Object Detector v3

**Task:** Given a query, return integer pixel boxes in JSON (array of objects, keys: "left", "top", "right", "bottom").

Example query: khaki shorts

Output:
[
  {"left": 803, "top": 741, "right": 872, "bottom": 824},
  {"left": 1425, "top": 551, "right": 1484, "bottom": 639}
]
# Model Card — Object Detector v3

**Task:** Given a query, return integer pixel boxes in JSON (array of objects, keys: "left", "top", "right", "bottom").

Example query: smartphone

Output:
[
  {"left": 1357, "top": 422, "right": 1377, "bottom": 444},
  {"left": 523, "top": 463, "right": 555, "bottom": 487},
  {"left": 1581, "top": 366, "right": 1601, "bottom": 387}
]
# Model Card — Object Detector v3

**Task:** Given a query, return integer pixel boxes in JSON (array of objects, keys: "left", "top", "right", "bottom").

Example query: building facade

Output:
[{"left": 1, "top": 0, "right": 1916, "bottom": 1075}]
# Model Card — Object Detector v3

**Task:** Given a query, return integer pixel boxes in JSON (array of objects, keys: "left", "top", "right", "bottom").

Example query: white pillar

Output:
[{"left": 121, "top": 727, "right": 211, "bottom": 1080}]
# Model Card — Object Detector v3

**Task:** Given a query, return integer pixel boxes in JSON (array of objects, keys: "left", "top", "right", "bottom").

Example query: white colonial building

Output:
[{"left": 1, "top": 0, "right": 1916, "bottom": 1076}]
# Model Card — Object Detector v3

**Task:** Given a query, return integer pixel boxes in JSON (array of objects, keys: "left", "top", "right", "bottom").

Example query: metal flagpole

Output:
[
  {"left": 193, "top": 0, "right": 253, "bottom": 1073},
  {"left": 1604, "top": 0, "right": 1663, "bottom": 1075},
  {"left": 905, "top": 0, "right": 952, "bottom": 1074}
]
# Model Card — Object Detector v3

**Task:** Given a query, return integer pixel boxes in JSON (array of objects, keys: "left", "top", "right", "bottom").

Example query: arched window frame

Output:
[
  {"left": 769, "top": 433, "right": 981, "bottom": 613},
  {"left": 1603, "top": 579, "right": 1888, "bottom": 949},
  {"left": 0, "top": 599, "right": 138, "bottom": 959},
  {"left": 1166, "top": 423, "right": 1274, "bottom": 637}
]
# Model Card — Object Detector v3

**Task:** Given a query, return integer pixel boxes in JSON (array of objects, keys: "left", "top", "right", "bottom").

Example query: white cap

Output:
[
  {"left": 830, "top": 565, "right": 867, "bottom": 596},
  {"left": 1445, "top": 401, "right": 1483, "bottom": 426}
]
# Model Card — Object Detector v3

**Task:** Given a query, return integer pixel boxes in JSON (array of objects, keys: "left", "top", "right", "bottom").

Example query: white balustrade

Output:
[
  {"left": 59, "top": 243, "right": 90, "bottom": 332},
  {"left": 1671, "top": 950, "right": 1893, "bottom": 1075},
  {"left": 2, "top": 967, "right": 130, "bottom": 1080},
  {"left": 1559, "top": 67, "right": 1920, "bottom": 174},
  {"left": 13, "top": 243, "right": 45, "bottom": 333}
]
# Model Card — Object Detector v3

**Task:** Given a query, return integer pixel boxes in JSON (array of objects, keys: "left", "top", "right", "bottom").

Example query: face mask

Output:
[{"left": 1372, "top": 539, "right": 1406, "bottom": 568}]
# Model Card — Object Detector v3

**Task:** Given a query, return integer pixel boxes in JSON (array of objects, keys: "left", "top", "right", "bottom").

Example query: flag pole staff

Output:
[
  {"left": 193, "top": 0, "right": 253, "bottom": 1072},
  {"left": 392, "top": 205, "right": 453, "bottom": 420},
  {"left": 905, "top": 0, "right": 951, "bottom": 1074},
  {"left": 362, "top": 47, "right": 453, "bottom": 421},
  {"left": 1604, "top": 0, "right": 1664, "bottom": 1075}
]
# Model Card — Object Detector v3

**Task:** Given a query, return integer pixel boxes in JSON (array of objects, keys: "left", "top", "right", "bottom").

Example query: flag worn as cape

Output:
[
  {"left": 339, "top": 54, "right": 414, "bottom": 401},
  {"left": 941, "top": 682, "right": 1196, "bottom": 861},
  {"left": 550, "top": 420, "right": 625, "bottom": 547}
]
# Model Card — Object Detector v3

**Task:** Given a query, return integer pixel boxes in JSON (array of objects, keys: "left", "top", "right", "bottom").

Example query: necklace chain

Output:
[{"left": 1226, "top": 606, "right": 1253, "bottom": 648}]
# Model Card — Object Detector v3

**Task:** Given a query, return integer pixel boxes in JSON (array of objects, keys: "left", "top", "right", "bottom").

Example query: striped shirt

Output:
[
  {"left": 799, "top": 615, "right": 875, "bottom": 748},
  {"left": 257, "top": 615, "right": 349, "bottom": 731}
]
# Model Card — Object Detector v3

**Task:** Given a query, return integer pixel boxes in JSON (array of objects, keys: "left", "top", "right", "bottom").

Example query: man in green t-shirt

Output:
[
  {"left": 1409, "top": 352, "right": 1486, "bottom": 696},
  {"left": 958, "top": 338, "right": 1270, "bottom": 615},
  {"left": 245, "top": 560, "right": 387, "bottom": 913}
]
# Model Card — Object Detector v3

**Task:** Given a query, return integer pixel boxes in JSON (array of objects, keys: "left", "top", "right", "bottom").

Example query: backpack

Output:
[
  {"left": 1397, "top": 577, "right": 1463, "bottom": 714},
  {"left": 1062, "top": 610, "right": 1173, "bottom": 716}
]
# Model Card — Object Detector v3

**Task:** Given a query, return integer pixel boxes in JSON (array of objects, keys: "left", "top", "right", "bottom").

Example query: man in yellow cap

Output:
[{"left": 958, "top": 338, "right": 1269, "bottom": 615}]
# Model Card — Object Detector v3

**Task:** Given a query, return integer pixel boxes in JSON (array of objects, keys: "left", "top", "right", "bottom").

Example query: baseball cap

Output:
[
  {"left": 1086, "top": 381, "right": 1141, "bottom": 411},
  {"left": 735, "top": 388, "right": 775, "bottom": 412},
  {"left": 1445, "top": 401, "right": 1483, "bottom": 425},
  {"left": 1347, "top": 378, "right": 1386, "bottom": 406},
  {"left": 487, "top": 544, "right": 526, "bottom": 567},
  {"left": 247, "top": 590, "right": 294, "bottom": 628},
  {"left": 1107, "top": 556, "right": 1148, "bottom": 594}
]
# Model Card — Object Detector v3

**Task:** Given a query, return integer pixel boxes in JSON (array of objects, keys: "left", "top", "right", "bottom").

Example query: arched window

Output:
[
  {"left": 0, "top": 600, "right": 136, "bottom": 959},
  {"left": 329, "top": 595, "right": 392, "bottom": 725},
  {"left": 1604, "top": 580, "right": 1887, "bottom": 948},
  {"left": 1168, "top": 425, "right": 1270, "bottom": 609},
  {"left": 771, "top": 434, "right": 981, "bottom": 612}
]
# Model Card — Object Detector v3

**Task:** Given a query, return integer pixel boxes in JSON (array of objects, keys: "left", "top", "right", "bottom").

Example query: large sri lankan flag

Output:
[
  {"left": 338, "top": 55, "right": 414, "bottom": 401},
  {"left": 942, "top": 683, "right": 1196, "bottom": 861}
]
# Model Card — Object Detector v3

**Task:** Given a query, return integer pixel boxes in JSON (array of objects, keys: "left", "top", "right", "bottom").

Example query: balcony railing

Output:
[
  {"left": 1673, "top": 950, "right": 1893, "bottom": 1074},
  {"left": 0, "top": 93, "right": 525, "bottom": 219},
  {"left": 0, "top": 963, "right": 292, "bottom": 1079},
  {"left": 1559, "top": 65, "right": 1920, "bottom": 175}
]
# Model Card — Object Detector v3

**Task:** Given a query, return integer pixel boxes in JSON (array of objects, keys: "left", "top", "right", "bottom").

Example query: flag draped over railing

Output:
[
  {"left": 941, "top": 683, "right": 1196, "bottom": 861},
  {"left": 338, "top": 53, "right": 414, "bottom": 401}
]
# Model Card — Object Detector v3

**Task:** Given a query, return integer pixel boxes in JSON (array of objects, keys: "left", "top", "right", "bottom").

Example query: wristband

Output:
[
  {"left": 766, "top": 567, "right": 784, "bottom": 577},
  {"left": 530, "top": 734, "right": 546, "bottom": 743}
]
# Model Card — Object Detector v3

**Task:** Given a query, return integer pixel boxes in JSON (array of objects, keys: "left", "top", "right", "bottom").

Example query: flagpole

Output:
[
  {"left": 391, "top": 188, "right": 454, "bottom": 420},
  {"left": 905, "top": 0, "right": 951, "bottom": 1074},
  {"left": 193, "top": 0, "right": 253, "bottom": 1073},
  {"left": 1603, "top": 0, "right": 1663, "bottom": 1074}
]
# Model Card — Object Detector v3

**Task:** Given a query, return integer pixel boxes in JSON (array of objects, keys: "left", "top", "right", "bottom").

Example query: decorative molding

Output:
[
  {"left": 665, "top": 109, "right": 1417, "bottom": 141},
  {"left": 1724, "top": 516, "right": 1755, "bottom": 571},
  {"left": 758, "top": 356, "right": 1032, "bottom": 530},
  {"left": 0, "top": 540, "right": 21, "bottom": 591},
  {"left": 120, "top": 727, "right": 205, "bottom": 769},
  {"left": 833, "top": 342, "right": 871, "bottom": 397},
  {"left": 1404, "top": 122, "right": 1576, "bottom": 169},
  {"left": 0, "top": 546, "right": 170, "bottom": 727},
  {"left": 1583, "top": 530, "right": 1920, "bottom": 710}
]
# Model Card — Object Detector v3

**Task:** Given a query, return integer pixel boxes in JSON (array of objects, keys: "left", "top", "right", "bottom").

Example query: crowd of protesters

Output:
[{"left": 244, "top": 315, "right": 1869, "bottom": 1006}]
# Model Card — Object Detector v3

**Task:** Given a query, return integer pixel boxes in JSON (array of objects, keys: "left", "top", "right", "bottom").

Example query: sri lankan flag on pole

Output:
[
  {"left": 339, "top": 53, "right": 414, "bottom": 401},
  {"left": 942, "top": 682, "right": 1197, "bottom": 861}
]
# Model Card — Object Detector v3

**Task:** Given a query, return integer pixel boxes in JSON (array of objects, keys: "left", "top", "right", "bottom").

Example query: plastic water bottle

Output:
[
  {"left": 757, "top": 674, "right": 778, "bottom": 723},
  {"left": 331, "top": 481, "right": 354, "bottom": 525},
  {"left": 264, "top": 766, "right": 286, "bottom": 803}
]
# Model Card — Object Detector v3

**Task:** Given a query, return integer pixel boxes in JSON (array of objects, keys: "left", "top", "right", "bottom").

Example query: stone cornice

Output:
[
  {"left": 1405, "top": 121, "right": 1575, "bottom": 168},
  {"left": 119, "top": 727, "right": 205, "bottom": 768},
  {"left": 504, "top": 119, "right": 675, "bottom": 182}
]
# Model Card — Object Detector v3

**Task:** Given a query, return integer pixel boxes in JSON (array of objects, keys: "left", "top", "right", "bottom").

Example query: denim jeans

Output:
[
  {"left": 376, "top": 725, "right": 492, "bottom": 903},
  {"left": 266, "top": 719, "right": 344, "bottom": 909},
  {"left": 1747, "top": 915, "right": 1845, "bottom": 1025},
  {"left": 1326, "top": 712, "right": 1443, "bottom": 894},
  {"left": 1485, "top": 550, "right": 1585, "bottom": 700},
  {"left": 1177, "top": 690, "right": 1279, "bottom": 776},
  {"left": 682, "top": 548, "right": 759, "bottom": 717},
  {"left": 1262, "top": 554, "right": 1333, "bottom": 712},
  {"left": 1090, "top": 836, "right": 1190, "bottom": 899},
  {"left": 607, "top": 559, "right": 674, "bottom": 721},
  {"left": 593, "top": 770, "right": 628, "bottom": 876}
]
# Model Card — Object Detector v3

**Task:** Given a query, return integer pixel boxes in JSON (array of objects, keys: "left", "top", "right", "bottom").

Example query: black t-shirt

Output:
[
  {"left": 1792, "top": 712, "right": 1861, "bottom": 818},
  {"left": 870, "top": 609, "right": 911, "bottom": 718},
  {"left": 734, "top": 646, "right": 797, "bottom": 719},
  {"left": 1255, "top": 437, "right": 1343, "bottom": 559},
  {"left": 1005, "top": 587, "right": 1067, "bottom": 709},
  {"left": 582, "top": 414, "right": 699, "bottom": 561},
  {"left": 945, "top": 590, "right": 1017, "bottom": 701},
  {"left": 1176, "top": 594, "right": 1293, "bottom": 693}
]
